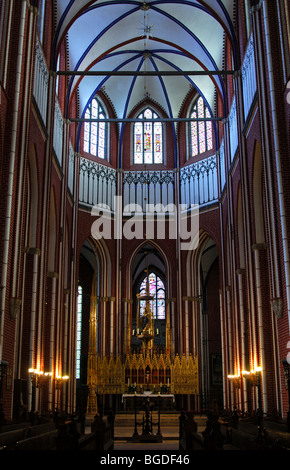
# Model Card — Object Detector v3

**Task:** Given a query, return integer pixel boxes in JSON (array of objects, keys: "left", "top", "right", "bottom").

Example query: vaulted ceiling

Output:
[{"left": 53, "top": 1, "right": 237, "bottom": 130}]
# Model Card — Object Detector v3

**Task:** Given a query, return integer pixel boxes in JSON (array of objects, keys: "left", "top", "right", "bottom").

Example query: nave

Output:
[{"left": 0, "top": 0, "right": 290, "bottom": 452}]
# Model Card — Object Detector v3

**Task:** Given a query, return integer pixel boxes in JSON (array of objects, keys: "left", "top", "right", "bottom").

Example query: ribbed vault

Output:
[{"left": 52, "top": 0, "right": 237, "bottom": 126}]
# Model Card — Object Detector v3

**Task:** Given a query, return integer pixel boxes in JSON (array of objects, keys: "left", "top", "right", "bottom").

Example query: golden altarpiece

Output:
[{"left": 86, "top": 270, "right": 198, "bottom": 415}]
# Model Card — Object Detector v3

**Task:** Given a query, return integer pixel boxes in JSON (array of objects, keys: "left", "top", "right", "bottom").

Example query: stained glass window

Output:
[
  {"left": 134, "top": 108, "right": 163, "bottom": 164},
  {"left": 83, "top": 97, "right": 107, "bottom": 159},
  {"left": 139, "top": 272, "right": 165, "bottom": 320},
  {"left": 190, "top": 96, "right": 213, "bottom": 157},
  {"left": 76, "top": 285, "right": 82, "bottom": 380}
]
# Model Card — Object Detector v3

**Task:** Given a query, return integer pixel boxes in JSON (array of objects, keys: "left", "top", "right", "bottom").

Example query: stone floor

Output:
[
  {"left": 86, "top": 412, "right": 290, "bottom": 451},
  {"left": 108, "top": 412, "right": 201, "bottom": 451},
  {"left": 114, "top": 440, "right": 180, "bottom": 450}
]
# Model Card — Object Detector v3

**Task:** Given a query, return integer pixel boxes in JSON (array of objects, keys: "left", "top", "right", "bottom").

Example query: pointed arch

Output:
[
  {"left": 138, "top": 271, "right": 166, "bottom": 320},
  {"left": 128, "top": 240, "right": 172, "bottom": 351},
  {"left": 82, "top": 235, "right": 112, "bottom": 299},
  {"left": 133, "top": 106, "right": 164, "bottom": 164},
  {"left": 83, "top": 96, "right": 109, "bottom": 160},
  {"left": 188, "top": 95, "right": 214, "bottom": 158},
  {"left": 185, "top": 230, "right": 221, "bottom": 406},
  {"left": 127, "top": 239, "right": 171, "bottom": 301},
  {"left": 185, "top": 229, "right": 219, "bottom": 349}
]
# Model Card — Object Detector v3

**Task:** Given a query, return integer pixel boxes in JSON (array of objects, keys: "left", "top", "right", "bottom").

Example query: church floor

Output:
[
  {"left": 86, "top": 412, "right": 290, "bottom": 451},
  {"left": 100, "top": 413, "right": 239, "bottom": 450},
  {"left": 113, "top": 440, "right": 180, "bottom": 450},
  {"left": 114, "top": 420, "right": 180, "bottom": 450}
]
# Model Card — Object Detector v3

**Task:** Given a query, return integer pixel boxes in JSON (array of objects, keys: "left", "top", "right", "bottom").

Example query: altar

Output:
[
  {"left": 121, "top": 393, "right": 175, "bottom": 411},
  {"left": 86, "top": 352, "right": 198, "bottom": 415},
  {"left": 86, "top": 267, "right": 199, "bottom": 417}
]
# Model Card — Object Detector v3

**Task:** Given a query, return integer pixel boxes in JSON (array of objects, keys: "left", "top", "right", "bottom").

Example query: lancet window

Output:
[
  {"left": 84, "top": 97, "right": 107, "bottom": 159},
  {"left": 139, "top": 272, "right": 165, "bottom": 320},
  {"left": 190, "top": 96, "right": 213, "bottom": 157},
  {"left": 134, "top": 108, "right": 163, "bottom": 164}
]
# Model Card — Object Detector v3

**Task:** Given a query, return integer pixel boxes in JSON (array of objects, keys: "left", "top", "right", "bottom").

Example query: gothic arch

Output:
[
  {"left": 186, "top": 230, "right": 221, "bottom": 409},
  {"left": 126, "top": 239, "right": 171, "bottom": 301},
  {"left": 186, "top": 229, "right": 219, "bottom": 298},
  {"left": 79, "top": 235, "right": 113, "bottom": 357},
  {"left": 124, "top": 240, "right": 172, "bottom": 353},
  {"left": 79, "top": 233, "right": 112, "bottom": 296}
]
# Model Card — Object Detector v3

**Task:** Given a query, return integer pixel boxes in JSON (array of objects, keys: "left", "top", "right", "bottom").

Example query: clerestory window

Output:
[
  {"left": 134, "top": 108, "right": 163, "bottom": 164},
  {"left": 84, "top": 97, "right": 107, "bottom": 159},
  {"left": 189, "top": 96, "right": 213, "bottom": 158}
]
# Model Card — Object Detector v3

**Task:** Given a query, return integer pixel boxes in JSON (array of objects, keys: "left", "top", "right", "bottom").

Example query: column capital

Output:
[
  {"left": 250, "top": 1, "right": 263, "bottom": 15},
  {"left": 233, "top": 70, "right": 242, "bottom": 78},
  {"left": 10, "top": 298, "right": 22, "bottom": 319},
  {"left": 182, "top": 296, "right": 202, "bottom": 303},
  {"left": 236, "top": 268, "right": 246, "bottom": 275},
  {"left": 270, "top": 298, "right": 283, "bottom": 319},
  {"left": 252, "top": 243, "right": 267, "bottom": 251},
  {"left": 24, "top": 247, "right": 41, "bottom": 256},
  {"left": 47, "top": 272, "right": 58, "bottom": 279}
]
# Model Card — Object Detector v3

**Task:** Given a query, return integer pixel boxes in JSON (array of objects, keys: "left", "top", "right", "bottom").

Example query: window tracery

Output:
[
  {"left": 84, "top": 97, "right": 107, "bottom": 159},
  {"left": 134, "top": 108, "right": 163, "bottom": 164},
  {"left": 190, "top": 96, "right": 213, "bottom": 158},
  {"left": 139, "top": 272, "right": 165, "bottom": 320}
]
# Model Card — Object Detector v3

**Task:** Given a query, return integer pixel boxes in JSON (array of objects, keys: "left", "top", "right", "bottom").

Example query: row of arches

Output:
[
  {"left": 77, "top": 230, "right": 221, "bottom": 410},
  {"left": 75, "top": 136, "right": 274, "bottom": 414},
  {"left": 21, "top": 135, "right": 277, "bottom": 416},
  {"left": 81, "top": 94, "right": 215, "bottom": 167}
]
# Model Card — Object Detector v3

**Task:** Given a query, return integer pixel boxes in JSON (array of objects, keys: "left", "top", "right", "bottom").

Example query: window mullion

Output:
[
  {"left": 96, "top": 106, "right": 100, "bottom": 158},
  {"left": 89, "top": 108, "right": 92, "bottom": 154},
  {"left": 83, "top": 97, "right": 107, "bottom": 160},
  {"left": 134, "top": 108, "right": 163, "bottom": 164}
]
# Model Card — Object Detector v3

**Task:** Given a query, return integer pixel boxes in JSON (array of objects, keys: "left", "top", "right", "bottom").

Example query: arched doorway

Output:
[
  {"left": 131, "top": 243, "right": 167, "bottom": 353},
  {"left": 186, "top": 233, "right": 222, "bottom": 413},
  {"left": 200, "top": 238, "right": 222, "bottom": 412}
]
